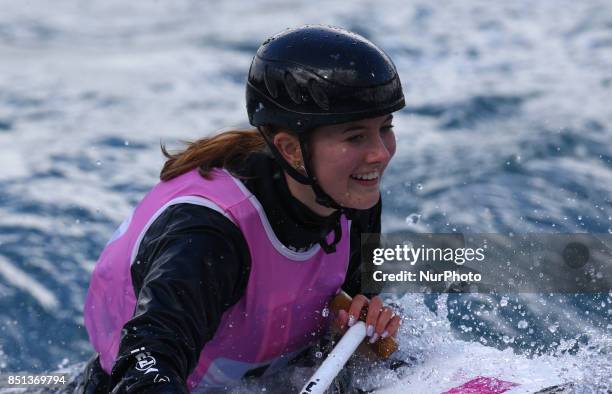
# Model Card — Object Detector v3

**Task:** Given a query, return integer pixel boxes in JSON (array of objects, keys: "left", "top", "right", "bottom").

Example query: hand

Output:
[{"left": 332, "top": 294, "right": 401, "bottom": 344}]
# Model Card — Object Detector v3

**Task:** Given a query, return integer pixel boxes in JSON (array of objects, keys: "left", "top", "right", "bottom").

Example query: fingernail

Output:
[
  {"left": 381, "top": 330, "right": 389, "bottom": 339},
  {"left": 369, "top": 333, "right": 379, "bottom": 344},
  {"left": 348, "top": 315, "right": 355, "bottom": 327},
  {"left": 366, "top": 325, "right": 374, "bottom": 337}
]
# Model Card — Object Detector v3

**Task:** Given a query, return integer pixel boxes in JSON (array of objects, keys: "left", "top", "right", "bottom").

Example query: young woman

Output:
[{"left": 82, "top": 25, "right": 405, "bottom": 393}]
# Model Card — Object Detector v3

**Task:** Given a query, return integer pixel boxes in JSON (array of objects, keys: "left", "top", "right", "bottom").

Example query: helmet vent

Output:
[
  {"left": 308, "top": 79, "right": 330, "bottom": 110},
  {"left": 284, "top": 72, "right": 302, "bottom": 104},
  {"left": 264, "top": 65, "right": 279, "bottom": 98}
]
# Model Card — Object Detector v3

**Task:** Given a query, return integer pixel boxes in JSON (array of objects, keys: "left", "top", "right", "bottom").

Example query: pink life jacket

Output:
[{"left": 84, "top": 168, "right": 350, "bottom": 390}]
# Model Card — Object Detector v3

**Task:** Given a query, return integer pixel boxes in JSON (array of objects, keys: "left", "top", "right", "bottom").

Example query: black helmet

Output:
[
  {"left": 246, "top": 25, "right": 405, "bottom": 132},
  {"left": 246, "top": 25, "right": 404, "bottom": 252}
]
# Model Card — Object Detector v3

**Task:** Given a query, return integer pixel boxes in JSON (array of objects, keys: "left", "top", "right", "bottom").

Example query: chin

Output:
[{"left": 343, "top": 192, "right": 380, "bottom": 210}]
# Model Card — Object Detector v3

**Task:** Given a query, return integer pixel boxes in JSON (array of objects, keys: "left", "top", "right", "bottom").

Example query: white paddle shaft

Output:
[{"left": 299, "top": 321, "right": 367, "bottom": 394}]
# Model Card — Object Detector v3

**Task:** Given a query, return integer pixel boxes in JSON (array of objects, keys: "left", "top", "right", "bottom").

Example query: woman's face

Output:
[{"left": 309, "top": 114, "right": 396, "bottom": 210}]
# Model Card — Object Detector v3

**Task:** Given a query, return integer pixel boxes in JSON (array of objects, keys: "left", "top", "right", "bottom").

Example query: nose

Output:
[{"left": 366, "top": 133, "right": 393, "bottom": 163}]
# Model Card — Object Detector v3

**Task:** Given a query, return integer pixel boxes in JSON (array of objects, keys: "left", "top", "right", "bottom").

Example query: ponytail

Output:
[{"left": 160, "top": 128, "right": 267, "bottom": 181}]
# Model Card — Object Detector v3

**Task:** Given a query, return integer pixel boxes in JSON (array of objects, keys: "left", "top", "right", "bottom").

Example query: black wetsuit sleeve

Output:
[
  {"left": 108, "top": 204, "right": 250, "bottom": 393},
  {"left": 342, "top": 198, "right": 382, "bottom": 298}
]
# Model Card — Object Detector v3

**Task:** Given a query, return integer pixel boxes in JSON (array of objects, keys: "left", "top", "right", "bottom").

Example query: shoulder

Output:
[
  {"left": 153, "top": 202, "right": 235, "bottom": 228},
  {"left": 141, "top": 203, "right": 244, "bottom": 248},
  {"left": 132, "top": 202, "right": 251, "bottom": 295}
]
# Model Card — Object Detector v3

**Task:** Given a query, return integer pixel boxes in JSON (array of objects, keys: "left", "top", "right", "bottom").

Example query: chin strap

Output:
[
  {"left": 258, "top": 126, "right": 313, "bottom": 186},
  {"left": 318, "top": 210, "right": 360, "bottom": 253},
  {"left": 257, "top": 127, "right": 357, "bottom": 253}
]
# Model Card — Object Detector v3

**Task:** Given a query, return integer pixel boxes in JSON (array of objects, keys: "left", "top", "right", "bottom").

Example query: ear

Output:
[{"left": 273, "top": 131, "right": 303, "bottom": 164}]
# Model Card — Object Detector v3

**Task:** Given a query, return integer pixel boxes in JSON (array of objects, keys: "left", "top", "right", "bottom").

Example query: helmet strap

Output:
[
  {"left": 297, "top": 134, "right": 343, "bottom": 210},
  {"left": 298, "top": 134, "right": 360, "bottom": 252},
  {"left": 296, "top": 135, "right": 359, "bottom": 221},
  {"left": 257, "top": 127, "right": 357, "bottom": 253},
  {"left": 257, "top": 126, "right": 313, "bottom": 185},
  {"left": 318, "top": 211, "right": 342, "bottom": 253}
]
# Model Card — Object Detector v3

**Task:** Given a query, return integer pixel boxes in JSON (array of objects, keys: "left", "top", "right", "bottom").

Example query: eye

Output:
[
  {"left": 346, "top": 134, "right": 365, "bottom": 142},
  {"left": 381, "top": 124, "right": 394, "bottom": 133}
]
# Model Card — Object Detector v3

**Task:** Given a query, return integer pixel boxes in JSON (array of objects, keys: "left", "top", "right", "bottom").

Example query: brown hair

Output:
[{"left": 160, "top": 127, "right": 277, "bottom": 181}]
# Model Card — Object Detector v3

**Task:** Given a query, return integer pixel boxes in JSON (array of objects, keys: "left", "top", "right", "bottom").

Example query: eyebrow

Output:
[{"left": 342, "top": 115, "right": 394, "bottom": 133}]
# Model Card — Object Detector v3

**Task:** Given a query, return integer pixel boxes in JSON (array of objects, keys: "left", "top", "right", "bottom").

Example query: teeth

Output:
[{"left": 351, "top": 171, "right": 379, "bottom": 180}]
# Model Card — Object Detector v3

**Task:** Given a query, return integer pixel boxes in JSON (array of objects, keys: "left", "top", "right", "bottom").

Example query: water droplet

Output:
[
  {"left": 416, "top": 183, "right": 423, "bottom": 190},
  {"left": 405, "top": 213, "right": 421, "bottom": 224},
  {"left": 95, "top": 160, "right": 102, "bottom": 166},
  {"left": 321, "top": 308, "right": 329, "bottom": 317},
  {"left": 517, "top": 320, "right": 528, "bottom": 329},
  {"left": 124, "top": 140, "right": 130, "bottom": 146},
  {"left": 315, "top": 351, "right": 323, "bottom": 358},
  {"left": 548, "top": 323, "right": 559, "bottom": 333}
]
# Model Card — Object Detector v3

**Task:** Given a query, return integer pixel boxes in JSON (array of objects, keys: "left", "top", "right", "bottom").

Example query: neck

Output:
[{"left": 284, "top": 172, "right": 337, "bottom": 217}]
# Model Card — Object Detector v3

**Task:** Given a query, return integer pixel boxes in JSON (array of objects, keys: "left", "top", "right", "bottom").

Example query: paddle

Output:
[
  {"left": 328, "top": 291, "right": 398, "bottom": 359},
  {"left": 299, "top": 320, "right": 367, "bottom": 394},
  {"left": 299, "top": 292, "right": 399, "bottom": 394}
]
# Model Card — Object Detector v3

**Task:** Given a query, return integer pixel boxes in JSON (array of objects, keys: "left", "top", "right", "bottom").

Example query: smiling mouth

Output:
[{"left": 350, "top": 171, "right": 380, "bottom": 182}]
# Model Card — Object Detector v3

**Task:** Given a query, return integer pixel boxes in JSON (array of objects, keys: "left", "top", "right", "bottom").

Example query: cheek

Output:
[
  {"left": 316, "top": 146, "right": 353, "bottom": 173},
  {"left": 311, "top": 145, "right": 354, "bottom": 186},
  {"left": 384, "top": 131, "right": 397, "bottom": 159}
]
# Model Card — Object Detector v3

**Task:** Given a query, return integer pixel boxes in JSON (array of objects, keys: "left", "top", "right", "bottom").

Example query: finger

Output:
[
  {"left": 365, "top": 296, "right": 383, "bottom": 336},
  {"left": 348, "top": 294, "right": 369, "bottom": 327},
  {"left": 374, "top": 307, "right": 394, "bottom": 335},
  {"left": 368, "top": 305, "right": 393, "bottom": 344},
  {"left": 381, "top": 315, "right": 401, "bottom": 339},
  {"left": 335, "top": 309, "right": 349, "bottom": 332}
]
